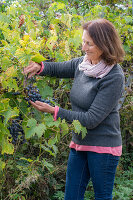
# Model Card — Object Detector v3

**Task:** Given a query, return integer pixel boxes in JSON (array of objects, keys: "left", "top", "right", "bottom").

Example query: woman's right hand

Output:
[{"left": 23, "top": 61, "right": 41, "bottom": 78}]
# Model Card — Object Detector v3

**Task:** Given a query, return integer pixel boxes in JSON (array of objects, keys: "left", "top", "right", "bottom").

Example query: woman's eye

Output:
[
  {"left": 87, "top": 42, "right": 93, "bottom": 46},
  {"left": 82, "top": 40, "right": 94, "bottom": 46}
]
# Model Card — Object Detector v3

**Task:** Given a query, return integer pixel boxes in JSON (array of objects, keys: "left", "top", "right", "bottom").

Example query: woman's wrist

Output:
[
  {"left": 49, "top": 106, "right": 55, "bottom": 114},
  {"left": 36, "top": 62, "right": 44, "bottom": 75},
  {"left": 54, "top": 106, "right": 59, "bottom": 121}
]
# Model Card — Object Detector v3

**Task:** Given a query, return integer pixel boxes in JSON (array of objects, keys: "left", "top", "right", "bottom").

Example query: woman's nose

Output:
[{"left": 82, "top": 43, "right": 88, "bottom": 51}]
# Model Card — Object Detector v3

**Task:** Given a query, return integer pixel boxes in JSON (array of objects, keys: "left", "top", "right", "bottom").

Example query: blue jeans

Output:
[{"left": 64, "top": 149, "right": 119, "bottom": 200}]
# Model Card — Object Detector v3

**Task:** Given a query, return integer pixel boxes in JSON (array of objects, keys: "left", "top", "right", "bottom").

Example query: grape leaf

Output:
[
  {"left": 3, "top": 107, "right": 19, "bottom": 125},
  {"left": 0, "top": 98, "right": 10, "bottom": 113},
  {"left": 40, "top": 145, "right": 55, "bottom": 157},
  {"left": 72, "top": 120, "right": 81, "bottom": 134},
  {"left": 27, "top": 118, "right": 37, "bottom": 127},
  {"left": 0, "top": 159, "right": 6, "bottom": 171},
  {"left": 35, "top": 124, "right": 46, "bottom": 138},
  {"left": 48, "top": 135, "right": 58, "bottom": 146},
  {"left": 81, "top": 126, "right": 87, "bottom": 139},
  {"left": 31, "top": 53, "right": 46, "bottom": 63},
  {"left": 25, "top": 126, "right": 36, "bottom": 139},
  {"left": 37, "top": 80, "right": 53, "bottom": 98},
  {"left": 45, "top": 115, "right": 60, "bottom": 127},
  {"left": 25, "top": 119, "right": 46, "bottom": 139},
  {"left": 60, "top": 119, "right": 69, "bottom": 136},
  {"left": 42, "top": 158, "right": 54, "bottom": 173},
  {"left": 1, "top": 136, "right": 14, "bottom": 154}
]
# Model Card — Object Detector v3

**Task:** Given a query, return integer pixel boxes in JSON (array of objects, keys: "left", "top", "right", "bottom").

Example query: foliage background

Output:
[{"left": 0, "top": 0, "right": 132, "bottom": 199}]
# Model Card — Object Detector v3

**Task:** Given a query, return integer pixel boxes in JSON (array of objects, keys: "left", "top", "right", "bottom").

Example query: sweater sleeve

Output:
[
  {"left": 57, "top": 73, "right": 125, "bottom": 129},
  {"left": 38, "top": 57, "right": 83, "bottom": 78}
]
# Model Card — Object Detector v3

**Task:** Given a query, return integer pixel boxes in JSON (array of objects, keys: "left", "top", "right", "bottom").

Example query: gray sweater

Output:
[{"left": 40, "top": 57, "right": 125, "bottom": 147}]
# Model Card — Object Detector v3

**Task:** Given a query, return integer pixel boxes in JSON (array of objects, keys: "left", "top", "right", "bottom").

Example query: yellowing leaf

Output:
[
  {"left": 23, "top": 35, "right": 30, "bottom": 42},
  {"left": 0, "top": 159, "right": 6, "bottom": 171},
  {"left": 0, "top": 98, "right": 10, "bottom": 113},
  {"left": 1, "top": 136, "right": 14, "bottom": 154},
  {"left": 1, "top": 40, "right": 8, "bottom": 46},
  {"left": 1, "top": 57, "right": 11, "bottom": 69},
  {"left": 46, "top": 36, "right": 58, "bottom": 51},
  {"left": 5, "top": 66, "right": 17, "bottom": 78},
  {"left": 65, "top": 41, "right": 70, "bottom": 55},
  {"left": 20, "top": 157, "right": 33, "bottom": 163},
  {"left": 31, "top": 53, "right": 46, "bottom": 63},
  {"left": 1, "top": 78, "right": 19, "bottom": 92},
  {"left": 61, "top": 13, "right": 72, "bottom": 28}
]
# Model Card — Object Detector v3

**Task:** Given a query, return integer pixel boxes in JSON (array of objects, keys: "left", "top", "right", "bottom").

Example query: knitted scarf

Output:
[{"left": 79, "top": 55, "right": 114, "bottom": 78}]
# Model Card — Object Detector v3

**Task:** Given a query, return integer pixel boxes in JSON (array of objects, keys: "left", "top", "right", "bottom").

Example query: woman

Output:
[{"left": 24, "top": 19, "right": 125, "bottom": 200}]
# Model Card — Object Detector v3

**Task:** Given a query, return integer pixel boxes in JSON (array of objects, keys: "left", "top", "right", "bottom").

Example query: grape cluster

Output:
[
  {"left": 24, "top": 84, "right": 51, "bottom": 105},
  {"left": 8, "top": 115, "right": 26, "bottom": 145},
  {"left": 8, "top": 91, "right": 21, "bottom": 96}
]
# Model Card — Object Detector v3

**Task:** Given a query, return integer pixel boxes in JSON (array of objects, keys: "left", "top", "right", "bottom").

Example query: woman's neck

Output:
[{"left": 90, "top": 59, "right": 101, "bottom": 65}]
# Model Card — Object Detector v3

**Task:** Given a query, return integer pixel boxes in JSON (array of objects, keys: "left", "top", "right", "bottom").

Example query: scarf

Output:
[{"left": 79, "top": 55, "right": 114, "bottom": 78}]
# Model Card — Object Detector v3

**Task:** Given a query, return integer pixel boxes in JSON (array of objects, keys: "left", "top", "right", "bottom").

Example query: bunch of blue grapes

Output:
[
  {"left": 24, "top": 84, "right": 51, "bottom": 105},
  {"left": 8, "top": 115, "right": 26, "bottom": 145}
]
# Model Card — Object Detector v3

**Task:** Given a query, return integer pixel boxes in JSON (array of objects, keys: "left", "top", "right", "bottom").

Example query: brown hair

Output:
[{"left": 82, "top": 19, "right": 125, "bottom": 65}]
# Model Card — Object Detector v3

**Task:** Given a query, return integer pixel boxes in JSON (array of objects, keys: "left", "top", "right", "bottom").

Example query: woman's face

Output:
[{"left": 82, "top": 30, "right": 103, "bottom": 64}]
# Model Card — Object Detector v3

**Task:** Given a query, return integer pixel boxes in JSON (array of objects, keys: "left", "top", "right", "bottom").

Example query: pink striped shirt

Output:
[
  {"left": 69, "top": 141, "right": 122, "bottom": 156},
  {"left": 54, "top": 106, "right": 122, "bottom": 156}
]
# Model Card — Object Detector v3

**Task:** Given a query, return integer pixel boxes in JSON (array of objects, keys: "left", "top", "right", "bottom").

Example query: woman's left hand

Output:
[{"left": 30, "top": 101, "right": 55, "bottom": 114}]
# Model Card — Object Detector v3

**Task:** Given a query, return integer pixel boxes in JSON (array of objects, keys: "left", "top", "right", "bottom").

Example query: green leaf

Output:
[
  {"left": 25, "top": 119, "right": 46, "bottom": 139},
  {"left": 45, "top": 115, "right": 60, "bottom": 127},
  {"left": 72, "top": 120, "right": 81, "bottom": 134},
  {"left": 27, "top": 118, "right": 37, "bottom": 127},
  {"left": 52, "top": 144, "right": 58, "bottom": 155},
  {"left": 25, "top": 126, "right": 36, "bottom": 139},
  {"left": 25, "top": 118, "right": 37, "bottom": 138},
  {"left": 3, "top": 107, "right": 19, "bottom": 125},
  {"left": 81, "top": 126, "right": 87, "bottom": 139},
  {"left": 48, "top": 135, "right": 58, "bottom": 146},
  {"left": 37, "top": 80, "right": 53, "bottom": 99},
  {"left": 60, "top": 119, "right": 69, "bottom": 136},
  {"left": 42, "top": 159, "right": 54, "bottom": 173},
  {"left": 35, "top": 123, "right": 46, "bottom": 138},
  {"left": 40, "top": 145, "right": 55, "bottom": 157},
  {"left": 45, "top": 115, "right": 56, "bottom": 127}
]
